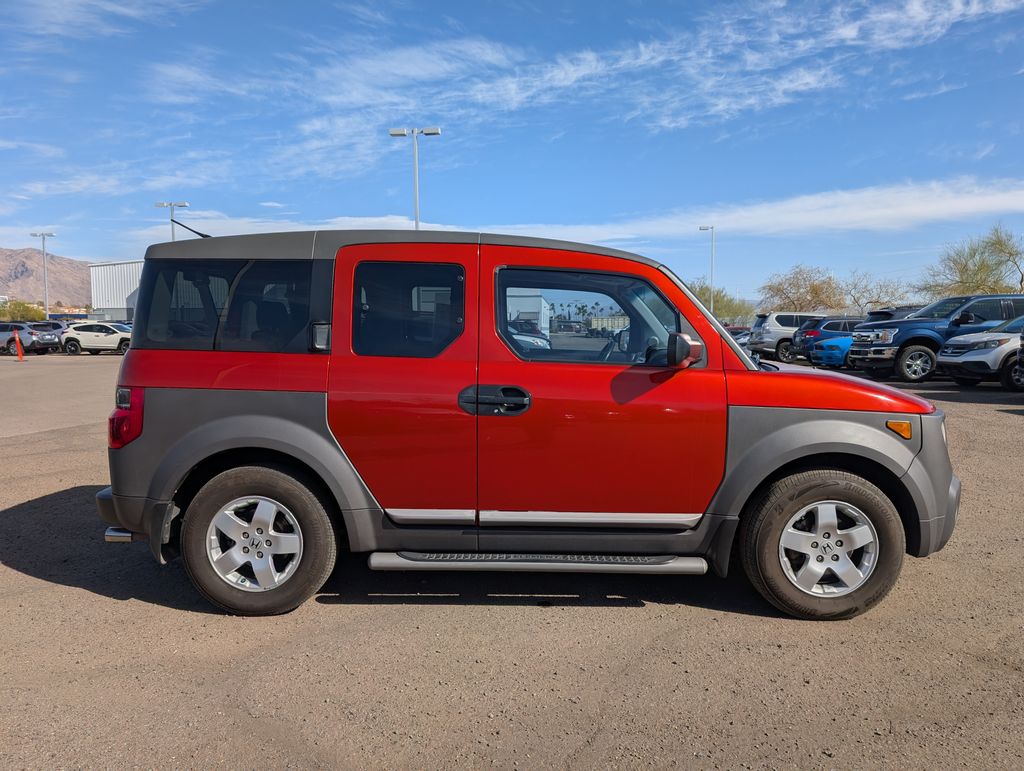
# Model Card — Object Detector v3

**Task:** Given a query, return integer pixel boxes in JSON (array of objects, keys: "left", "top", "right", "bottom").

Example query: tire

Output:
[
  {"left": 1000, "top": 355, "right": 1024, "bottom": 392},
  {"left": 775, "top": 339, "right": 796, "bottom": 363},
  {"left": 118, "top": 340, "right": 130, "bottom": 354},
  {"left": 5, "top": 339, "right": 17, "bottom": 356},
  {"left": 863, "top": 367, "right": 893, "bottom": 381},
  {"left": 739, "top": 469, "right": 905, "bottom": 620},
  {"left": 951, "top": 375, "right": 982, "bottom": 387},
  {"left": 181, "top": 464, "right": 338, "bottom": 615},
  {"left": 897, "top": 345, "right": 936, "bottom": 382},
  {"left": 64, "top": 340, "right": 81, "bottom": 355}
]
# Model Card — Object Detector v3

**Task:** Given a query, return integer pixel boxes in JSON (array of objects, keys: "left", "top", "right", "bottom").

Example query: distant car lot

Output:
[{"left": 0, "top": 354, "right": 1021, "bottom": 768}]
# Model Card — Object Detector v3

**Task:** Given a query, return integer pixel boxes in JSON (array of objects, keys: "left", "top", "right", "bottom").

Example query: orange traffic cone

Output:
[{"left": 14, "top": 332, "right": 25, "bottom": 361}]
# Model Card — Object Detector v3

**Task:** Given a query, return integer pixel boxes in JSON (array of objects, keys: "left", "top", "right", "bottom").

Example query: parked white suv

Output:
[
  {"left": 748, "top": 312, "right": 825, "bottom": 363},
  {"left": 938, "top": 315, "right": 1024, "bottom": 390},
  {"left": 63, "top": 322, "right": 132, "bottom": 355}
]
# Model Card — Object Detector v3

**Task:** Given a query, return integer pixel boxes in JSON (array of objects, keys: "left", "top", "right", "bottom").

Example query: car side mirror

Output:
[
  {"left": 615, "top": 328, "right": 630, "bottom": 353},
  {"left": 954, "top": 311, "right": 976, "bottom": 325},
  {"left": 667, "top": 332, "right": 704, "bottom": 368}
]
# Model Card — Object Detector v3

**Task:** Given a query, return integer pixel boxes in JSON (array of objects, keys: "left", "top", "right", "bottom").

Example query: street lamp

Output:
[
  {"left": 155, "top": 201, "right": 190, "bottom": 241},
  {"left": 388, "top": 127, "right": 441, "bottom": 229},
  {"left": 29, "top": 231, "right": 56, "bottom": 318},
  {"left": 698, "top": 225, "right": 716, "bottom": 315}
]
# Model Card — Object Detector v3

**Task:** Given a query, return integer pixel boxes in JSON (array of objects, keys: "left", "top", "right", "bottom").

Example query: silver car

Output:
[
  {"left": 938, "top": 315, "right": 1024, "bottom": 390},
  {"left": 748, "top": 312, "right": 825, "bottom": 363}
]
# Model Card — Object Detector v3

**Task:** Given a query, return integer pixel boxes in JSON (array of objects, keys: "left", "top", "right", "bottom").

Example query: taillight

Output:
[
  {"left": 29, "top": 330, "right": 38, "bottom": 336},
  {"left": 108, "top": 386, "right": 145, "bottom": 449},
  {"left": 804, "top": 330, "right": 821, "bottom": 338}
]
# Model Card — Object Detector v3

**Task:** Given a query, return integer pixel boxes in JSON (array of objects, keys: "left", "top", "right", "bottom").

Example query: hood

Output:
[
  {"left": 728, "top": 364, "right": 934, "bottom": 414},
  {"left": 855, "top": 316, "right": 943, "bottom": 331},
  {"left": 944, "top": 331, "right": 1014, "bottom": 345}
]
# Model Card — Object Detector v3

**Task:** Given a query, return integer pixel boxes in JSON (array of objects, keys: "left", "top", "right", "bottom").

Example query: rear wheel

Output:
[
  {"left": 897, "top": 345, "right": 936, "bottom": 382},
  {"left": 776, "top": 339, "right": 796, "bottom": 363},
  {"left": 1000, "top": 356, "right": 1024, "bottom": 391},
  {"left": 6, "top": 339, "right": 17, "bottom": 356},
  {"left": 181, "top": 465, "right": 338, "bottom": 615},
  {"left": 64, "top": 340, "right": 81, "bottom": 355},
  {"left": 118, "top": 340, "right": 130, "bottom": 354},
  {"left": 739, "top": 469, "right": 904, "bottom": 620}
]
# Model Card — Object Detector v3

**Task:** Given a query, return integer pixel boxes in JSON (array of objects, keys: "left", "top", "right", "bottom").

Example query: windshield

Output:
[
  {"left": 908, "top": 297, "right": 969, "bottom": 320},
  {"left": 991, "top": 315, "right": 1024, "bottom": 334},
  {"left": 752, "top": 315, "right": 768, "bottom": 330}
]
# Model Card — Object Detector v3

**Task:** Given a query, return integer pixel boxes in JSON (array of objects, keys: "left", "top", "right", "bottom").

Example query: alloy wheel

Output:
[
  {"left": 206, "top": 496, "right": 304, "bottom": 592},
  {"left": 777, "top": 500, "right": 878, "bottom": 596},
  {"left": 902, "top": 350, "right": 933, "bottom": 380}
]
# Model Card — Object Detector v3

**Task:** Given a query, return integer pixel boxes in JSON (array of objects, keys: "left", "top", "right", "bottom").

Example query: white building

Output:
[
  {"left": 506, "top": 287, "right": 553, "bottom": 336},
  {"left": 90, "top": 260, "right": 144, "bottom": 320}
]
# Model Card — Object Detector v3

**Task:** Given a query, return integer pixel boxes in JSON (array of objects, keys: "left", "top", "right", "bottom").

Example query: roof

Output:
[{"left": 142, "top": 229, "right": 660, "bottom": 269}]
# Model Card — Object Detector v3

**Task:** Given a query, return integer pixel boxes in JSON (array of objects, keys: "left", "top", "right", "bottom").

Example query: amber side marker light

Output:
[{"left": 886, "top": 420, "right": 913, "bottom": 440}]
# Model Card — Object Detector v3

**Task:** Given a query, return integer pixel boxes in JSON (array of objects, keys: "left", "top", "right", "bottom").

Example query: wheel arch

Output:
[{"left": 897, "top": 335, "right": 942, "bottom": 353}]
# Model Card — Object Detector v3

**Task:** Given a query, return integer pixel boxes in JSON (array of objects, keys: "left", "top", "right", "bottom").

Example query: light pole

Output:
[
  {"left": 699, "top": 225, "right": 716, "bottom": 315},
  {"left": 388, "top": 127, "right": 441, "bottom": 229},
  {"left": 155, "top": 201, "right": 190, "bottom": 241},
  {"left": 29, "top": 231, "right": 55, "bottom": 318}
]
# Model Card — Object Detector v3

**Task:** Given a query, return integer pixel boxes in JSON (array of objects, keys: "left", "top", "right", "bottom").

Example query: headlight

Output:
[
  {"left": 969, "top": 338, "right": 1010, "bottom": 350},
  {"left": 876, "top": 328, "right": 898, "bottom": 344}
]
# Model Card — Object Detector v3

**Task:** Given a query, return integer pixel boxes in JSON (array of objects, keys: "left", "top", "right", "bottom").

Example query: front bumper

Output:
[
  {"left": 901, "top": 412, "right": 960, "bottom": 557},
  {"left": 937, "top": 358, "right": 999, "bottom": 377},
  {"left": 810, "top": 350, "right": 845, "bottom": 366},
  {"left": 96, "top": 486, "right": 176, "bottom": 563},
  {"left": 849, "top": 345, "right": 897, "bottom": 363}
]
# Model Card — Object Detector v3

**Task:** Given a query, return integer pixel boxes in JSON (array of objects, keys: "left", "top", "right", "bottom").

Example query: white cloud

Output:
[
  {"left": 0, "top": 138, "right": 64, "bottom": 158},
  {"left": 2, "top": 0, "right": 204, "bottom": 39},
  {"left": 259, "top": 201, "right": 287, "bottom": 208}
]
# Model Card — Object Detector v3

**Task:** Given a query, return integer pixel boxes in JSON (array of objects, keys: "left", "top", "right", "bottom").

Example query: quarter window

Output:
[
  {"left": 352, "top": 262, "right": 465, "bottom": 358},
  {"left": 496, "top": 268, "right": 691, "bottom": 366}
]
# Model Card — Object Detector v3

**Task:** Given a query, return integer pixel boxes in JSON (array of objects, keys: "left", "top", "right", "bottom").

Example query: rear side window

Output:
[
  {"left": 352, "top": 262, "right": 465, "bottom": 358},
  {"left": 134, "top": 259, "right": 314, "bottom": 353},
  {"left": 776, "top": 315, "right": 795, "bottom": 327}
]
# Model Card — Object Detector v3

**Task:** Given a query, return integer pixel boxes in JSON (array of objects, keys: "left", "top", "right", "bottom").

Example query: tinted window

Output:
[
  {"left": 964, "top": 299, "right": 1004, "bottom": 321},
  {"left": 352, "top": 262, "right": 464, "bottom": 358},
  {"left": 992, "top": 315, "right": 1024, "bottom": 334},
  {"left": 135, "top": 259, "right": 314, "bottom": 353},
  {"left": 822, "top": 321, "right": 844, "bottom": 331},
  {"left": 797, "top": 319, "right": 821, "bottom": 331},
  {"left": 1010, "top": 299, "right": 1024, "bottom": 318},
  {"left": 0, "top": 324, "right": 9, "bottom": 332},
  {"left": 752, "top": 315, "right": 768, "bottom": 330},
  {"left": 775, "top": 315, "right": 795, "bottom": 327},
  {"left": 909, "top": 297, "right": 969, "bottom": 319},
  {"left": 496, "top": 268, "right": 689, "bottom": 366}
]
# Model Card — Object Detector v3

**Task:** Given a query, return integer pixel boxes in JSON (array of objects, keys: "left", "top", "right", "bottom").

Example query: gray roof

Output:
[{"left": 143, "top": 229, "right": 660, "bottom": 268}]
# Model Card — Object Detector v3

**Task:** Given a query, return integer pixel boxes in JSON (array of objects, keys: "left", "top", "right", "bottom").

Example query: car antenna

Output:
[{"left": 170, "top": 217, "right": 211, "bottom": 238}]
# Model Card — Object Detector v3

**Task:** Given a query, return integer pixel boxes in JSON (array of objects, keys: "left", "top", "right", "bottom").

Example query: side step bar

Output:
[{"left": 369, "top": 551, "right": 707, "bottom": 575}]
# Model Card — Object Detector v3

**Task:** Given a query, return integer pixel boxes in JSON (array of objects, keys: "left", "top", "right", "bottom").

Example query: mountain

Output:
[{"left": 0, "top": 247, "right": 92, "bottom": 307}]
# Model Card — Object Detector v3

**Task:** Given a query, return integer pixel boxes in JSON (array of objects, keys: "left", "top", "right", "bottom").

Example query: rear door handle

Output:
[{"left": 457, "top": 385, "right": 532, "bottom": 416}]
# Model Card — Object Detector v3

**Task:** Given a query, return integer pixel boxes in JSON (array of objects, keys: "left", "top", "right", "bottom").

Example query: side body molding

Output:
[
  {"left": 707, "top": 406, "right": 923, "bottom": 518},
  {"left": 108, "top": 389, "right": 384, "bottom": 550}
]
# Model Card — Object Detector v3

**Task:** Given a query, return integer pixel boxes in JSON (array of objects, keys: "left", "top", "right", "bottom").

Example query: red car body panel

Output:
[
  {"left": 476, "top": 244, "right": 729, "bottom": 515},
  {"left": 726, "top": 367, "right": 935, "bottom": 414},
  {"left": 325, "top": 243, "right": 479, "bottom": 512},
  {"left": 119, "top": 349, "right": 328, "bottom": 392}
]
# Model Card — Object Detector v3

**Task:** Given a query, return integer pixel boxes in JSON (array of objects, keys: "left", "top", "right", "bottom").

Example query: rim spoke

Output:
[
  {"left": 814, "top": 503, "right": 838, "bottom": 536},
  {"left": 838, "top": 524, "right": 874, "bottom": 551},
  {"left": 830, "top": 554, "right": 864, "bottom": 588},
  {"left": 268, "top": 533, "right": 301, "bottom": 555},
  {"left": 251, "top": 555, "right": 278, "bottom": 589},
  {"left": 794, "top": 559, "right": 826, "bottom": 591},
  {"left": 250, "top": 499, "right": 278, "bottom": 532},
  {"left": 780, "top": 528, "right": 817, "bottom": 555},
  {"left": 212, "top": 509, "right": 248, "bottom": 541},
  {"left": 213, "top": 547, "right": 247, "bottom": 576}
]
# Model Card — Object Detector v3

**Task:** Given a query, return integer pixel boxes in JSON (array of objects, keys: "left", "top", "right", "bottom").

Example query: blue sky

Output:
[{"left": 1, "top": 0, "right": 1023, "bottom": 299}]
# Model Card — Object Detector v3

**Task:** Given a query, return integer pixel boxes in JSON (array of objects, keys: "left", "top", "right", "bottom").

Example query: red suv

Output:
[{"left": 97, "top": 231, "right": 959, "bottom": 620}]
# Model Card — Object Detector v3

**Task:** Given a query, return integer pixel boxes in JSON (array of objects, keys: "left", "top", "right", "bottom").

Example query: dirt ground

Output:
[{"left": 1, "top": 354, "right": 1022, "bottom": 768}]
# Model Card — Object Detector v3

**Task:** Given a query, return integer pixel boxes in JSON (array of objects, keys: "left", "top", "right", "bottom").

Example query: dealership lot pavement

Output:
[{"left": 1, "top": 355, "right": 1022, "bottom": 768}]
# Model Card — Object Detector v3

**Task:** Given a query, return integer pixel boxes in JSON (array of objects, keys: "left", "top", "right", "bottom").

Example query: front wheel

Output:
[
  {"left": 118, "top": 340, "right": 130, "bottom": 354},
  {"left": 897, "top": 345, "right": 936, "bottom": 382},
  {"left": 5, "top": 340, "right": 17, "bottom": 356},
  {"left": 739, "top": 469, "right": 905, "bottom": 620},
  {"left": 1000, "top": 356, "right": 1024, "bottom": 391},
  {"left": 181, "top": 465, "right": 338, "bottom": 615}
]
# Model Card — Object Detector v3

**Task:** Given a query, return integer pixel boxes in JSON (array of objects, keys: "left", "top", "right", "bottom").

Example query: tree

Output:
[
  {"left": 840, "top": 270, "right": 906, "bottom": 314},
  {"left": 758, "top": 265, "right": 844, "bottom": 312},
  {"left": 688, "top": 278, "right": 757, "bottom": 323},
  {"left": 0, "top": 300, "right": 46, "bottom": 321},
  {"left": 916, "top": 226, "right": 1021, "bottom": 298}
]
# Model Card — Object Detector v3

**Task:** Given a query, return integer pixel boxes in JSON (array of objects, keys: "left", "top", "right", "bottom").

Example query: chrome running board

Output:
[{"left": 368, "top": 552, "right": 707, "bottom": 574}]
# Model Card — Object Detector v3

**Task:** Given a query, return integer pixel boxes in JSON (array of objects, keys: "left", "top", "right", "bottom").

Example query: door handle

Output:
[{"left": 457, "top": 385, "right": 532, "bottom": 416}]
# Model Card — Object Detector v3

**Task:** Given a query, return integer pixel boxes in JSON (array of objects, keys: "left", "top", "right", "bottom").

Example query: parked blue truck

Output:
[{"left": 850, "top": 294, "right": 1024, "bottom": 382}]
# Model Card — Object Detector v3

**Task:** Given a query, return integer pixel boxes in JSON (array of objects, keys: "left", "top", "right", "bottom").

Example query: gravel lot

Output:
[{"left": 1, "top": 354, "right": 1022, "bottom": 768}]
